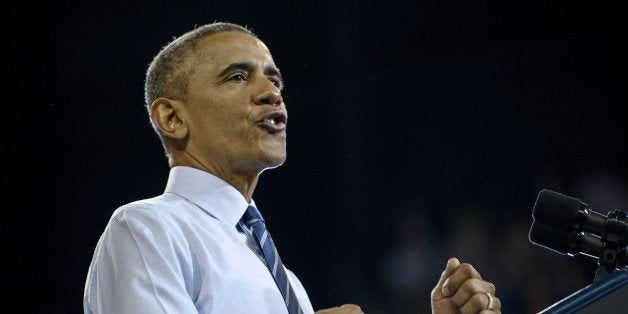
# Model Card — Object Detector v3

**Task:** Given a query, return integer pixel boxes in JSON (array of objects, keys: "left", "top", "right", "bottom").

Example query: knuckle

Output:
[
  {"left": 462, "top": 278, "right": 483, "bottom": 292},
  {"left": 460, "top": 263, "right": 481, "bottom": 279},
  {"left": 472, "top": 292, "right": 487, "bottom": 307},
  {"left": 489, "top": 281, "right": 496, "bottom": 293}
]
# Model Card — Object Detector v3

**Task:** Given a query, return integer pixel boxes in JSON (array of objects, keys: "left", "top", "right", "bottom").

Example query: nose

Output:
[{"left": 253, "top": 80, "right": 283, "bottom": 106}]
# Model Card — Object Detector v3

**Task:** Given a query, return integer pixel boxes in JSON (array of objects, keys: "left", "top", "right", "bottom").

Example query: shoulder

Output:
[{"left": 106, "top": 193, "right": 199, "bottom": 237}]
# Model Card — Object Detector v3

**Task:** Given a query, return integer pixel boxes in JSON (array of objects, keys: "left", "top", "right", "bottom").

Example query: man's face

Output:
[{"left": 181, "top": 31, "right": 287, "bottom": 176}]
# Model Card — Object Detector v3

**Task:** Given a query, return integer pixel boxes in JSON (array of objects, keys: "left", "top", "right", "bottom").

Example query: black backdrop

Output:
[{"left": 10, "top": 1, "right": 627, "bottom": 313}]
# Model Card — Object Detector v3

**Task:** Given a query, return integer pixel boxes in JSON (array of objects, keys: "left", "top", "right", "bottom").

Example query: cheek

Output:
[
  {"left": 198, "top": 95, "right": 249, "bottom": 120},
  {"left": 213, "top": 108, "right": 254, "bottom": 143},
  {"left": 214, "top": 92, "right": 252, "bottom": 118},
  {"left": 187, "top": 90, "right": 253, "bottom": 135}
]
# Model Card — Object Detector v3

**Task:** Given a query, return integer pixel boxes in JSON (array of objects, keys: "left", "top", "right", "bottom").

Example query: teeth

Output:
[{"left": 266, "top": 117, "right": 276, "bottom": 124}]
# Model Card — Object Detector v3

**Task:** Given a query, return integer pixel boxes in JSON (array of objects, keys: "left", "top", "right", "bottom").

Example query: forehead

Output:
[{"left": 195, "top": 31, "right": 276, "bottom": 69}]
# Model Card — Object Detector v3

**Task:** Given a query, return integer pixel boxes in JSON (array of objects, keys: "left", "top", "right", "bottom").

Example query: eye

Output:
[
  {"left": 269, "top": 78, "right": 284, "bottom": 89},
  {"left": 227, "top": 73, "right": 248, "bottom": 82}
]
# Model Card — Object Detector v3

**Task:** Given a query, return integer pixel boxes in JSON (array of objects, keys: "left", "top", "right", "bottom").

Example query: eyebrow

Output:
[{"left": 216, "top": 61, "right": 283, "bottom": 81}]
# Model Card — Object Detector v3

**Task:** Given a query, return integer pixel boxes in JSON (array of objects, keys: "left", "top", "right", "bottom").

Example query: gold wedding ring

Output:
[{"left": 485, "top": 292, "right": 494, "bottom": 310}]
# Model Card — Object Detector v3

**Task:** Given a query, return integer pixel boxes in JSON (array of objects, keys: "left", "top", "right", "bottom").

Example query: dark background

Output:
[{"left": 10, "top": 1, "right": 627, "bottom": 313}]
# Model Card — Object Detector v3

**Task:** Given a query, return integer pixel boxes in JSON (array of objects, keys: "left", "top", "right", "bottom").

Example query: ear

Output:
[{"left": 150, "top": 98, "right": 188, "bottom": 140}]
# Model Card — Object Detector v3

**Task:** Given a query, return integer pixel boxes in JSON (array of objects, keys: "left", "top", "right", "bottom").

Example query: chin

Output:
[
  {"left": 253, "top": 140, "right": 286, "bottom": 170},
  {"left": 258, "top": 151, "right": 286, "bottom": 170},
  {"left": 267, "top": 155, "right": 287, "bottom": 168}
]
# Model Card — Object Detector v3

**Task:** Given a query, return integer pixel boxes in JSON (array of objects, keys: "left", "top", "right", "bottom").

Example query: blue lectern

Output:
[{"left": 540, "top": 268, "right": 627, "bottom": 313}]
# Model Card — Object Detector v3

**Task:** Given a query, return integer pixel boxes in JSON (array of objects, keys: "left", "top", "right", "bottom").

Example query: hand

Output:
[
  {"left": 315, "top": 304, "right": 364, "bottom": 313},
  {"left": 431, "top": 257, "right": 501, "bottom": 313}
]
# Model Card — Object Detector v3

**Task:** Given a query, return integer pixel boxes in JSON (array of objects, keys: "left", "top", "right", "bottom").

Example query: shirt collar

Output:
[{"left": 163, "top": 166, "right": 254, "bottom": 227}]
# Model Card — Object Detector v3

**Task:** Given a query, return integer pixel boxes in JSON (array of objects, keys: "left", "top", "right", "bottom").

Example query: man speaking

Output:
[{"left": 83, "top": 21, "right": 501, "bottom": 314}]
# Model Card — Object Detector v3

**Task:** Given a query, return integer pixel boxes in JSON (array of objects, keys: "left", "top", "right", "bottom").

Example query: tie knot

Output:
[{"left": 242, "top": 205, "right": 264, "bottom": 227}]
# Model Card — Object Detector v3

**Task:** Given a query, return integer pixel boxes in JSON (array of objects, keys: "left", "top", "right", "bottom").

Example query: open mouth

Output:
[{"left": 257, "top": 110, "right": 287, "bottom": 133}]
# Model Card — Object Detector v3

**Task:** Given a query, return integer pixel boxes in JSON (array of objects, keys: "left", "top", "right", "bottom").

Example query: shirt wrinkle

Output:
[
  {"left": 84, "top": 165, "right": 315, "bottom": 314},
  {"left": 121, "top": 213, "right": 170, "bottom": 314}
]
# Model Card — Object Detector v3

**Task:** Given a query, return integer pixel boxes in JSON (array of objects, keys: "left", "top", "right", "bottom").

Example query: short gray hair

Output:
[{"left": 144, "top": 22, "right": 255, "bottom": 109}]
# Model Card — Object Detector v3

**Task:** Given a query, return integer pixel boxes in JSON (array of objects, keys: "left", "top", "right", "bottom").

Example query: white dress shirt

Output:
[{"left": 83, "top": 166, "right": 315, "bottom": 314}]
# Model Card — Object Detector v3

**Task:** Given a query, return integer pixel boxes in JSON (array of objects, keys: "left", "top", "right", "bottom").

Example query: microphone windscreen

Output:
[
  {"left": 529, "top": 220, "right": 573, "bottom": 255},
  {"left": 532, "top": 189, "right": 582, "bottom": 231}
]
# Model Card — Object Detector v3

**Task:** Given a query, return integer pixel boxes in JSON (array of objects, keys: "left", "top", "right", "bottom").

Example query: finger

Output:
[
  {"left": 450, "top": 279, "right": 496, "bottom": 307},
  {"left": 339, "top": 304, "right": 364, "bottom": 313},
  {"left": 315, "top": 304, "right": 363, "bottom": 314},
  {"left": 434, "top": 257, "right": 460, "bottom": 296},
  {"left": 460, "top": 293, "right": 501, "bottom": 313},
  {"left": 459, "top": 292, "right": 501, "bottom": 314},
  {"left": 442, "top": 262, "right": 482, "bottom": 297}
]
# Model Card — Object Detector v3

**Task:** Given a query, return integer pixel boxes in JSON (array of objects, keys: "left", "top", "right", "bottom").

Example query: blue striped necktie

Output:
[{"left": 242, "top": 205, "right": 303, "bottom": 314}]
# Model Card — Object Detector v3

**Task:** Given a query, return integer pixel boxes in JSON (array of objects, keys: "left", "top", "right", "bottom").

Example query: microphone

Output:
[
  {"left": 529, "top": 219, "right": 626, "bottom": 265},
  {"left": 531, "top": 189, "right": 626, "bottom": 237},
  {"left": 528, "top": 189, "right": 628, "bottom": 281}
]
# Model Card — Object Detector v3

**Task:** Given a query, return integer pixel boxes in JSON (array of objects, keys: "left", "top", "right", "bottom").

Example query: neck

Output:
[
  {"left": 219, "top": 172, "right": 259, "bottom": 202},
  {"left": 172, "top": 155, "right": 261, "bottom": 202}
]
